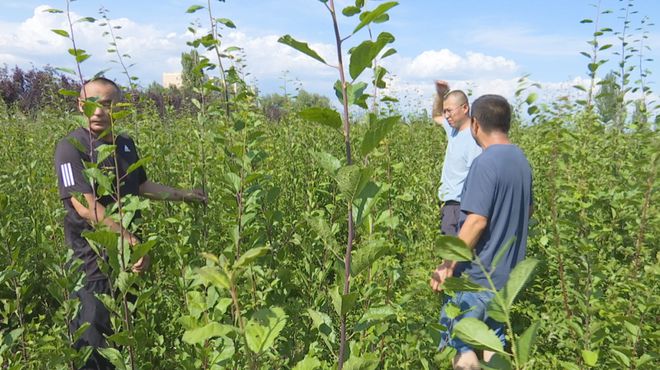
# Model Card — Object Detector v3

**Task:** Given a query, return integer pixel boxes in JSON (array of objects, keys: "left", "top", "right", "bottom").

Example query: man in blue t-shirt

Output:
[
  {"left": 429, "top": 94, "right": 533, "bottom": 369},
  {"left": 432, "top": 81, "right": 482, "bottom": 236}
]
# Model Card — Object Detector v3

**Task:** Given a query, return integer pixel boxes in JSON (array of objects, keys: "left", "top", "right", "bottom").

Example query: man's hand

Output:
[
  {"left": 184, "top": 188, "right": 208, "bottom": 204},
  {"left": 430, "top": 261, "right": 455, "bottom": 292},
  {"left": 132, "top": 254, "right": 151, "bottom": 274},
  {"left": 435, "top": 80, "right": 450, "bottom": 97}
]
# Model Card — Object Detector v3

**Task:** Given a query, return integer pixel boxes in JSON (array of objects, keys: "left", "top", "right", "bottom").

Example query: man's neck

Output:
[
  {"left": 83, "top": 127, "right": 114, "bottom": 143},
  {"left": 454, "top": 119, "right": 470, "bottom": 131},
  {"left": 480, "top": 133, "right": 511, "bottom": 149}
]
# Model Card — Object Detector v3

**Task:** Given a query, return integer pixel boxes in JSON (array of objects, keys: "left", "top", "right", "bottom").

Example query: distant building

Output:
[{"left": 162, "top": 72, "right": 182, "bottom": 88}]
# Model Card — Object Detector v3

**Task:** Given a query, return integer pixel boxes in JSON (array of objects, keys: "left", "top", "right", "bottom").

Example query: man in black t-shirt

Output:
[{"left": 54, "top": 77, "right": 206, "bottom": 370}]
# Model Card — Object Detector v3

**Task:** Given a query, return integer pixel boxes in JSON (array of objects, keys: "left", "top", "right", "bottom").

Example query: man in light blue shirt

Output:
[{"left": 433, "top": 81, "right": 482, "bottom": 236}]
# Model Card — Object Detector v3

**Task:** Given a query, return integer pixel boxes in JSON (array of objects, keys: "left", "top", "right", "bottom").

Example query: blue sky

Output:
[{"left": 1, "top": 0, "right": 658, "bottom": 110}]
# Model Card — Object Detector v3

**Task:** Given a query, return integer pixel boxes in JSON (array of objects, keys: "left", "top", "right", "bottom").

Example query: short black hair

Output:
[
  {"left": 444, "top": 90, "right": 468, "bottom": 106},
  {"left": 471, "top": 94, "right": 511, "bottom": 134},
  {"left": 81, "top": 77, "right": 121, "bottom": 96}
]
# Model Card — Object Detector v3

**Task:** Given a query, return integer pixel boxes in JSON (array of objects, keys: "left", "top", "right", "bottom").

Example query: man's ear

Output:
[
  {"left": 471, "top": 116, "right": 480, "bottom": 137},
  {"left": 77, "top": 97, "right": 84, "bottom": 113}
]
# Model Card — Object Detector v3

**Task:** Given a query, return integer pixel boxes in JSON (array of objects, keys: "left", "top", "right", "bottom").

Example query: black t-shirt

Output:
[{"left": 54, "top": 127, "right": 147, "bottom": 281}]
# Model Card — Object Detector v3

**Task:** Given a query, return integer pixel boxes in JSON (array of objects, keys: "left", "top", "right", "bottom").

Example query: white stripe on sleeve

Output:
[{"left": 60, "top": 163, "right": 75, "bottom": 187}]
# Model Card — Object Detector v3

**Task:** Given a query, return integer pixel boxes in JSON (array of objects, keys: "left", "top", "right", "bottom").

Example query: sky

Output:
[{"left": 1, "top": 0, "right": 659, "bottom": 112}]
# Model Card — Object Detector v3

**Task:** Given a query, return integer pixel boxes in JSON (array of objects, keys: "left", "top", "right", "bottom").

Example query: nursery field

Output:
[{"left": 0, "top": 99, "right": 657, "bottom": 369}]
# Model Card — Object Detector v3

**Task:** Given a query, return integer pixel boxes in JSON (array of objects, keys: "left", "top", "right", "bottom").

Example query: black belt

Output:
[{"left": 444, "top": 200, "right": 460, "bottom": 206}]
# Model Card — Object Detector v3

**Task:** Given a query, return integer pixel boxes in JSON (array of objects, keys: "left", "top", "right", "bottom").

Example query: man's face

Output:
[
  {"left": 79, "top": 82, "right": 119, "bottom": 139},
  {"left": 443, "top": 96, "right": 469, "bottom": 129}
]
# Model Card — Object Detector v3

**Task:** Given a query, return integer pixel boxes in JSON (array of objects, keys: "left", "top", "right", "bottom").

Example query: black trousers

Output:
[
  {"left": 440, "top": 202, "right": 461, "bottom": 237},
  {"left": 70, "top": 279, "right": 114, "bottom": 370}
]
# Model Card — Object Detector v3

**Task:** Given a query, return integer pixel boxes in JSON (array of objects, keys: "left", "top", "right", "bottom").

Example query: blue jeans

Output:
[{"left": 438, "top": 291, "right": 505, "bottom": 354}]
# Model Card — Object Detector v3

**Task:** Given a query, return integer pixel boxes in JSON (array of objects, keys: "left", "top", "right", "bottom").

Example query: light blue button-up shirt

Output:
[{"left": 438, "top": 121, "right": 482, "bottom": 202}]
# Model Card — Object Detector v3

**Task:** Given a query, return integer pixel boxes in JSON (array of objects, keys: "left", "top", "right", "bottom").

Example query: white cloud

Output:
[
  {"left": 0, "top": 5, "right": 339, "bottom": 90},
  {"left": 222, "top": 31, "right": 336, "bottom": 79},
  {"left": 384, "top": 49, "right": 519, "bottom": 81}
]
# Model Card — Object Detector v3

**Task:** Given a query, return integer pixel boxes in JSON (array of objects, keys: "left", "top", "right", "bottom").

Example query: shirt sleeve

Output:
[
  {"left": 54, "top": 138, "right": 93, "bottom": 199},
  {"left": 460, "top": 157, "right": 495, "bottom": 219}
]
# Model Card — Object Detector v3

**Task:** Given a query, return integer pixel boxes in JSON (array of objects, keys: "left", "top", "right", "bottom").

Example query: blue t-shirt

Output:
[
  {"left": 438, "top": 121, "right": 482, "bottom": 202},
  {"left": 455, "top": 144, "right": 533, "bottom": 290}
]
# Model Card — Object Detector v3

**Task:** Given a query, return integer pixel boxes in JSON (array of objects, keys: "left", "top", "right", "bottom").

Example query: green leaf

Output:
[
  {"left": 307, "top": 309, "right": 332, "bottom": 330},
  {"left": 373, "top": 14, "right": 390, "bottom": 23},
  {"left": 453, "top": 317, "right": 505, "bottom": 353},
  {"left": 234, "top": 246, "right": 270, "bottom": 269},
  {"left": 43, "top": 8, "right": 63, "bottom": 13},
  {"left": 82, "top": 100, "right": 99, "bottom": 118},
  {"left": 581, "top": 350, "right": 598, "bottom": 367},
  {"left": 442, "top": 277, "right": 486, "bottom": 292},
  {"left": 71, "top": 323, "right": 90, "bottom": 342},
  {"left": 351, "top": 240, "right": 391, "bottom": 276},
  {"left": 95, "top": 144, "right": 116, "bottom": 164},
  {"left": 186, "top": 5, "right": 205, "bottom": 13},
  {"left": 197, "top": 266, "right": 230, "bottom": 290},
  {"left": 515, "top": 321, "right": 541, "bottom": 365},
  {"left": 278, "top": 35, "right": 327, "bottom": 65},
  {"left": 59, "top": 88, "right": 79, "bottom": 96},
  {"left": 486, "top": 292, "right": 507, "bottom": 323},
  {"left": 83, "top": 167, "right": 113, "bottom": 194},
  {"left": 76, "top": 53, "right": 91, "bottom": 64},
  {"left": 436, "top": 236, "right": 473, "bottom": 262},
  {"left": 355, "top": 305, "right": 395, "bottom": 332},
  {"left": 360, "top": 114, "right": 400, "bottom": 157},
  {"left": 311, "top": 151, "right": 341, "bottom": 175},
  {"left": 343, "top": 353, "right": 379, "bottom": 370},
  {"left": 343, "top": 6, "right": 361, "bottom": 16},
  {"left": 525, "top": 92, "right": 538, "bottom": 105},
  {"left": 444, "top": 302, "right": 462, "bottom": 319},
  {"left": 349, "top": 33, "right": 398, "bottom": 80},
  {"left": 131, "top": 239, "right": 156, "bottom": 263},
  {"left": 0, "top": 193, "right": 8, "bottom": 215},
  {"left": 245, "top": 307, "right": 287, "bottom": 354},
  {"left": 349, "top": 40, "right": 375, "bottom": 80},
  {"left": 336, "top": 165, "right": 372, "bottom": 201},
  {"left": 182, "top": 322, "right": 233, "bottom": 345},
  {"left": 51, "top": 29, "right": 70, "bottom": 38},
  {"left": 335, "top": 81, "right": 369, "bottom": 108},
  {"left": 125, "top": 156, "right": 151, "bottom": 176},
  {"left": 336, "top": 292, "right": 359, "bottom": 316},
  {"left": 76, "top": 17, "right": 96, "bottom": 23},
  {"left": 381, "top": 48, "right": 397, "bottom": 59},
  {"left": 353, "top": 2, "right": 398, "bottom": 34},
  {"left": 106, "top": 331, "right": 134, "bottom": 346},
  {"left": 292, "top": 353, "right": 322, "bottom": 370},
  {"left": 610, "top": 349, "right": 630, "bottom": 367},
  {"left": 501, "top": 258, "right": 539, "bottom": 308},
  {"left": 98, "top": 347, "right": 127, "bottom": 370},
  {"left": 299, "top": 107, "right": 342, "bottom": 131},
  {"left": 217, "top": 18, "right": 236, "bottom": 28},
  {"left": 82, "top": 230, "right": 118, "bottom": 250},
  {"left": 481, "top": 353, "right": 512, "bottom": 370}
]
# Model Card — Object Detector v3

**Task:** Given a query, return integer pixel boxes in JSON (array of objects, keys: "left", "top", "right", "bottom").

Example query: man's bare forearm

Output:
[
  {"left": 72, "top": 194, "right": 139, "bottom": 245},
  {"left": 139, "top": 180, "right": 206, "bottom": 202},
  {"left": 445, "top": 213, "right": 488, "bottom": 269},
  {"left": 433, "top": 94, "right": 444, "bottom": 121}
]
